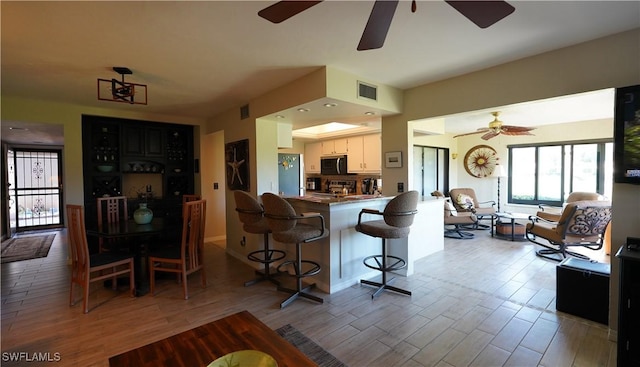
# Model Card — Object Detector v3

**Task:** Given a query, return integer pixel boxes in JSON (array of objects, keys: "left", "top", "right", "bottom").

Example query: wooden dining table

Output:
[
  {"left": 87, "top": 217, "right": 168, "bottom": 238},
  {"left": 86, "top": 217, "right": 170, "bottom": 296},
  {"left": 109, "top": 310, "right": 317, "bottom": 367}
]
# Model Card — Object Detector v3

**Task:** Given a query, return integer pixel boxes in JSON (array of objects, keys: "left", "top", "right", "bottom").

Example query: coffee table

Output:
[
  {"left": 494, "top": 212, "right": 531, "bottom": 241},
  {"left": 109, "top": 310, "right": 316, "bottom": 367}
]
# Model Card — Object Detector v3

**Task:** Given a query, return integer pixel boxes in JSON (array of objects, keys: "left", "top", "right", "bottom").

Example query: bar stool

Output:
[
  {"left": 261, "top": 193, "right": 327, "bottom": 308},
  {"left": 233, "top": 190, "right": 285, "bottom": 287},
  {"left": 356, "top": 190, "right": 419, "bottom": 298}
]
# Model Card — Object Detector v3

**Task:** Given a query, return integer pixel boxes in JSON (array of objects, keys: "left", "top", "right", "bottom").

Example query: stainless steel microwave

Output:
[{"left": 320, "top": 155, "right": 347, "bottom": 175}]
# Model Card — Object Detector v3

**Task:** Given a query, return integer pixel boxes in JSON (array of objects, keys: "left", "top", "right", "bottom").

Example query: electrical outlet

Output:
[
  {"left": 397, "top": 182, "right": 404, "bottom": 193},
  {"left": 213, "top": 182, "right": 218, "bottom": 190}
]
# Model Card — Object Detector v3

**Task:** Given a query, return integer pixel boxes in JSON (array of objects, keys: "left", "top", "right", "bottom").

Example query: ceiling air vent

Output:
[
  {"left": 240, "top": 104, "right": 250, "bottom": 120},
  {"left": 358, "top": 81, "right": 377, "bottom": 101}
]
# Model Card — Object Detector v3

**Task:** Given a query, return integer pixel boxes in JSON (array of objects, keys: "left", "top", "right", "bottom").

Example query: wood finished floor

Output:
[{"left": 1, "top": 229, "right": 615, "bottom": 367}]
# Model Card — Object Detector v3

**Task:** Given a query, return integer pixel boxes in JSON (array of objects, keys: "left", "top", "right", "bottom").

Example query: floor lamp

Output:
[{"left": 492, "top": 164, "right": 506, "bottom": 212}]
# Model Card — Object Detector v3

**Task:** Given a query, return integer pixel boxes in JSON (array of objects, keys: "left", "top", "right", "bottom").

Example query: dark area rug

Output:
[
  {"left": 276, "top": 324, "right": 348, "bottom": 367},
  {"left": 1, "top": 234, "right": 56, "bottom": 263}
]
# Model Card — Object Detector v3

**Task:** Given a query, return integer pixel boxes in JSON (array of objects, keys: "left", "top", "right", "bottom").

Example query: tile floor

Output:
[{"left": 0, "top": 227, "right": 616, "bottom": 366}]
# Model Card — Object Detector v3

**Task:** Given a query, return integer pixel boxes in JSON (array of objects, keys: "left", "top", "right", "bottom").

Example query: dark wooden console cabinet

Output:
[
  {"left": 81, "top": 115, "right": 194, "bottom": 229},
  {"left": 616, "top": 245, "right": 640, "bottom": 367}
]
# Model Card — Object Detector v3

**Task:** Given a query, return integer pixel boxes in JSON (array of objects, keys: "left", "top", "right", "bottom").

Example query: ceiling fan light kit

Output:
[
  {"left": 97, "top": 67, "right": 147, "bottom": 105},
  {"left": 454, "top": 111, "right": 535, "bottom": 140},
  {"left": 258, "top": 0, "right": 515, "bottom": 51}
]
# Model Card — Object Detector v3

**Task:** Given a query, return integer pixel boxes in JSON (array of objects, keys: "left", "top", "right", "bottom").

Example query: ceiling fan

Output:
[
  {"left": 453, "top": 111, "right": 535, "bottom": 140},
  {"left": 258, "top": 0, "right": 515, "bottom": 51}
]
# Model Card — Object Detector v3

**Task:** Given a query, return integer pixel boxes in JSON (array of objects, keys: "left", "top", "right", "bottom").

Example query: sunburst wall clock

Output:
[{"left": 464, "top": 145, "right": 498, "bottom": 178}]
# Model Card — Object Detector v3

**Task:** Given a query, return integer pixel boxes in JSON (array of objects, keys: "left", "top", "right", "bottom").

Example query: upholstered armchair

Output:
[
  {"left": 536, "top": 191, "right": 603, "bottom": 222},
  {"left": 443, "top": 198, "right": 478, "bottom": 239},
  {"left": 448, "top": 188, "right": 496, "bottom": 229},
  {"left": 526, "top": 200, "right": 612, "bottom": 261}
]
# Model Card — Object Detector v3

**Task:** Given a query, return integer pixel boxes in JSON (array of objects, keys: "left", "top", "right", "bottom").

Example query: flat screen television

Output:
[{"left": 614, "top": 84, "right": 640, "bottom": 184}]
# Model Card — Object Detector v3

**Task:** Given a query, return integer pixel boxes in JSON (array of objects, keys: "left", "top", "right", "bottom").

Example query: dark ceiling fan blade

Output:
[
  {"left": 500, "top": 125, "right": 535, "bottom": 135},
  {"left": 481, "top": 131, "right": 500, "bottom": 140},
  {"left": 453, "top": 128, "right": 488, "bottom": 138},
  {"left": 357, "top": 0, "right": 399, "bottom": 51},
  {"left": 445, "top": 1, "right": 515, "bottom": 29},
  {"left": 258, "top": 1, "right": 323, "bottom": 24}
]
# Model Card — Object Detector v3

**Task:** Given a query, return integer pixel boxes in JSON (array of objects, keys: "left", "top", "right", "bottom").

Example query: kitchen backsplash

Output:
[{"left": 306, "top": 173, "right": 381, "bottom": 195}]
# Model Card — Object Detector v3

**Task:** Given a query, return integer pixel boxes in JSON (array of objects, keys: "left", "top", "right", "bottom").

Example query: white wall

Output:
[{"left": 201, "top": 130, "right": 226, "bottom": 242}]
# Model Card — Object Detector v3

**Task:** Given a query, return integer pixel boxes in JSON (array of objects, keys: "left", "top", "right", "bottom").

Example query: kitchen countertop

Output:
[
  {"left": 287, "top": 193, "right": 442, "bottom": 205},
  {"left": 286, "top": 194, "right": 388, "bottom": 205}
]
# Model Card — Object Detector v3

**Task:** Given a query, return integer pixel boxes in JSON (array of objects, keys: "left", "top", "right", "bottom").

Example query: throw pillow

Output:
[
  {"left": 456, "top": 193, "right": 475, "bottom": 210},
  {"left": 445, "top": 201, "right": 457, "bottom": 216}
]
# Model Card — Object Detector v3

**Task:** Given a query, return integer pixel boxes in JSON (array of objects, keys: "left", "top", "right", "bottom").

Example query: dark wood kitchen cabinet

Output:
[
  {"left": 122, "top": 125, "right": 164, "bottom": 157},
  {"left": 616, "top": 245, "right": 640, "bottom": 367}
]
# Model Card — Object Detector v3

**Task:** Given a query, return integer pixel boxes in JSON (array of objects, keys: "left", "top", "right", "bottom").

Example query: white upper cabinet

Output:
[
  {"left": 347, "top": 136, "right": 364, "bottom": 172},
  {"left": 321, "top": 138, "right": 348, "bottom": 155},
  {"left": 309, "top": 135, "right": 380, "bottom": 174},
  {"left": 362, "top": 134, "right": 381, "bottom": 172},
  {"left": 347, "top": 134, "right": 381, "bottom": 173},
  {"left": 304, "top": 141, "right": 322, "bottom": 173}
]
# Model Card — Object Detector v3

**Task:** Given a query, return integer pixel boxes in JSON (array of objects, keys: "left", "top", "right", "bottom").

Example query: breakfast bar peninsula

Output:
[{"left": 280, "top": 194, "right": 443, "bottom": 294}]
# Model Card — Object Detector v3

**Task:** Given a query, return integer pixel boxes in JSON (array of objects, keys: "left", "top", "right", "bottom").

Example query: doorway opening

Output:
[
  {"left": 6, "top": 148, "right": 64, "bottom": 233},
  {"left": 413, "top": 145, "right": 449, "bottom": 197}
]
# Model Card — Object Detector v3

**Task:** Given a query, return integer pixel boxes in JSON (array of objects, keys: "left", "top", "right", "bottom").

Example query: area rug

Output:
[
  {"left": 276, "top": 324, "right": 348, "bottom": 367},
  {"left": 1, "top": 234, "right": 55, "bottom": 263}
]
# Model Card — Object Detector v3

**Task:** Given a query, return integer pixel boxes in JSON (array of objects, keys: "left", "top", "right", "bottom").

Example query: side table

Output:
[{"left": 494, "top": 212, "right": 530, "bottom": 241}]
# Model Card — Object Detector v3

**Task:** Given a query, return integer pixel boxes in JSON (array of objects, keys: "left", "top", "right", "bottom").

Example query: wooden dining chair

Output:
[
  {"left": 96, "top": 196, "right": 128, "bottom": 252},
  {"left": 182, "top": 194, "right": 200, "bottom": 205},
  {"left": 67, "top": 204, "right": 135, "bottom": 313},
  {"left": 149, "top": 199, "right": 207, "bottom": 299}
]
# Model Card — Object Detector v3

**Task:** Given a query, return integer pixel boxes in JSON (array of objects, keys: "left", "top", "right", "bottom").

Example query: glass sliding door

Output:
[{"left": 413, "top": 145, "right": 449, "bottom": 197}]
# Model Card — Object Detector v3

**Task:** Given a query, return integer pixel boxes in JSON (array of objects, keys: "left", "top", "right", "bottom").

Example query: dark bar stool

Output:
[
  {"left": 234, "top": 191, "right": 285, "bottom": 287},
  {"left": 261, "top": 193, "right": 327, "bottom": 308},
  {"left": 356, "top": 190, "right": 419, "bottom": 298}
]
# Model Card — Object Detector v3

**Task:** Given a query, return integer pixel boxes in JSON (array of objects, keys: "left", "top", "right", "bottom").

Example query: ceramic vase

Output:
[{"left": 133, "top": 203, "right": 153, "bottom": 224}]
